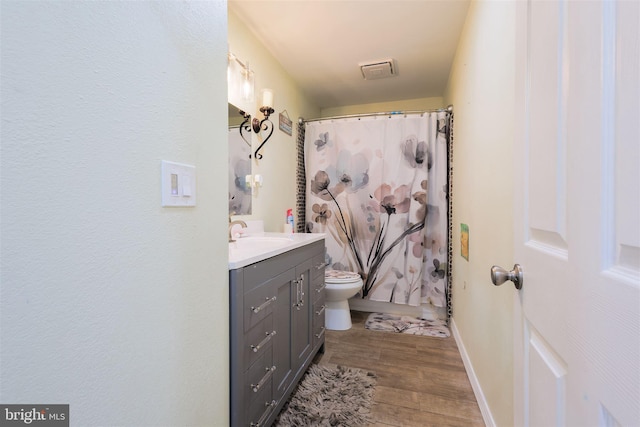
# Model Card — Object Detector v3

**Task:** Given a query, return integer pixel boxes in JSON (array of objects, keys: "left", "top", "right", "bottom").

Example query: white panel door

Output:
[{"left": 514, "top": 1, "right": 640, "bottom": 426}]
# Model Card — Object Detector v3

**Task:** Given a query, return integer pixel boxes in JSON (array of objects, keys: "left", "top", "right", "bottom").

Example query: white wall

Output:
[
  {"left": 320, "top": 97, "right": 444, "bottom": 117},
  {"left": 0, "top": 2, "right": 229, "bottom": 425},
  {"left": 228, "top": 10, "right": 320, "bottom": 232},
  {"left": 443, "top": 1, "right": 516, "bottom": 426}
]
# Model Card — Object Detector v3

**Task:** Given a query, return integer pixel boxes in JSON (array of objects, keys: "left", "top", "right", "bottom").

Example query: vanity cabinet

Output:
[{"left": 229, "top": 239, "right": 325, "bottom": 427}]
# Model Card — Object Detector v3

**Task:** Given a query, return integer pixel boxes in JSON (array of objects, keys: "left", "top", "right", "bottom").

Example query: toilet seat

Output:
[{"left": 325, "top": 270, "right": 361, "bottom": 284}]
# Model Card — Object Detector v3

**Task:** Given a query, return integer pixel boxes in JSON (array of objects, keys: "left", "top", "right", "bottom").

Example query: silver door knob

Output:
[{"left": 491, "top": 264, "right": 523, "bottom": 290}]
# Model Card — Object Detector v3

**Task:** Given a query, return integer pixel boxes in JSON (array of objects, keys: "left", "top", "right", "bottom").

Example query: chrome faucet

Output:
[{"left": 229, "top": 214, "right": 247, "bottom": 242}]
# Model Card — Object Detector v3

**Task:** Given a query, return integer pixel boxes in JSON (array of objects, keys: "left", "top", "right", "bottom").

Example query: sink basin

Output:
[
  {"left": 228, "top": 233, "right": 325, "bottom": 269},
  {"left": 231, "top": 236, "right": 292, "bottom": 250},
  {"left": 236, "top": 236, "right": 292, "bottom": 243},
  {"left": 229, "top": 235, "right": 294, "bottom": 268}
]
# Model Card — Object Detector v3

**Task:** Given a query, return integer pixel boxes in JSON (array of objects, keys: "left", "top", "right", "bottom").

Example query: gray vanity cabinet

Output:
[{"left": 229, "top": 239, "right": 325, "bottom": 427}]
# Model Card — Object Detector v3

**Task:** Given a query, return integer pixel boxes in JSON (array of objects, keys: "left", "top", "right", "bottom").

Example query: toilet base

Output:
[{"left": 325, "top": 300, "right": 353, "bottom": 330}]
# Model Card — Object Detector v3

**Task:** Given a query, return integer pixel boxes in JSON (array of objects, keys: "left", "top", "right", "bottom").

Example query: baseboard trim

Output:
[{"left": 451, "top": 318, "right": 496, "bottom": 427}]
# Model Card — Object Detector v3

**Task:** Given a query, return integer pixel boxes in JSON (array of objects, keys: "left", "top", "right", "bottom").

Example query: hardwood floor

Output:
[{"left": 313, "top": 311, "right": 485, "bottom": 427}]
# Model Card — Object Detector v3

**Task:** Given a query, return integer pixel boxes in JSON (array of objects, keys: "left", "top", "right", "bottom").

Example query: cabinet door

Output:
[
  {"left": 291, "top": 257, "right": 313, "bottom": 373},
  {"left": 273, "top": 267, "right": 295, "bottom": 401}
]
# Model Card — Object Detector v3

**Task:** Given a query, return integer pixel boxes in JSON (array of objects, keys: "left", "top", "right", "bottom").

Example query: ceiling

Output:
[{"left": 229, "top": 0, "right": 471, "bottom": 109}]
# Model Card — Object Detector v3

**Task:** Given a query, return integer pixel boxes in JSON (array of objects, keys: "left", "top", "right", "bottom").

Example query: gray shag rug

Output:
[
  {"left": 274, "top": 364, "right": 377, "bottom": 426},
  {"left": 365, "top": 312, "right": 450, "bottom": 338}
]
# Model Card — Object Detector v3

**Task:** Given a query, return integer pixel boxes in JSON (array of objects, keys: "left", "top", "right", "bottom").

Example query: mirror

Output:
[{"left": 229, "top": 103, "right": 252, "bottom": 215}]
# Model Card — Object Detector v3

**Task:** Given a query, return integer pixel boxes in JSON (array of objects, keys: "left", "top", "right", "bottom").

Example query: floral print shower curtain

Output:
[{"left": 304, "top": 112, "right": 449, "bottom": 307}]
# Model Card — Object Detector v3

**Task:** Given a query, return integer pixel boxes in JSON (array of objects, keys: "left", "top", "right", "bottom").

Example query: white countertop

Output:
[{"left": 228, "top": 232, "right": 325, "bottom": 269}]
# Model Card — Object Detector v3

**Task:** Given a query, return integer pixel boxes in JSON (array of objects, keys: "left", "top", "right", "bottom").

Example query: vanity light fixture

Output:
[
  {"left": 252, "top": 88, "right": 275, "bottom": 160},
  {"left": 228, "top": 52, "right": 254, "bottom": 103},
  {"left": 228, "top": 51, "right": 256, "bottom": 149},
  {"left": 241, "top": 62, "right": 254, "bottom": 102}
]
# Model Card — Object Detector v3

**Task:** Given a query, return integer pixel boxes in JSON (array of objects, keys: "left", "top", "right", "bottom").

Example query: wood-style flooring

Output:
[{"left": 314, "top": 311, "right": 485, "bottom": 427}]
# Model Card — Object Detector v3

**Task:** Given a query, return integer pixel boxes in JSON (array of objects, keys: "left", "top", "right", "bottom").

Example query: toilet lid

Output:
[{"left": 325, "top": 269, "right": 362, "bottom": 284}]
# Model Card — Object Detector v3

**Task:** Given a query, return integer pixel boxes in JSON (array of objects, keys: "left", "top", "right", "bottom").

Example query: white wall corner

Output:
[{"left": 451, "top": 318, "right": 497, "bottom": 427}]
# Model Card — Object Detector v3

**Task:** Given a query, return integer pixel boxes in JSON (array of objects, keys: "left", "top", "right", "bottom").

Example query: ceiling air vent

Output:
[{"left": 360, "top": 59, "right": 397, "bottom": 80}]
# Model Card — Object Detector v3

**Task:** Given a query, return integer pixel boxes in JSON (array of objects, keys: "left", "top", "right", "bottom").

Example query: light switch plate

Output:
[{"left": 161, "top": 160, "right": 196, "bottom": 207}]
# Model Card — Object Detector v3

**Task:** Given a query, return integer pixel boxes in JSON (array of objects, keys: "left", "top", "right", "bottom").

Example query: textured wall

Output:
[
  {"left": 443, "top": 1, "right": 516, "bottom": 426},
  {"left": 0, "top": 2, "right": 229, "bottom": 425}
]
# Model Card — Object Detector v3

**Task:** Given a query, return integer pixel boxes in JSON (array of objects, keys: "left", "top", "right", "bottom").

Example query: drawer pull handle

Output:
[
  {"left": 315, "top": 327, "right": 326, "bottom": 339},
  {"left": 315, "top": 284, "right": 326, "bottom": 293},
  {"left": 251, "top": 296, "right": 276, "bottom": 314},
  {"left": 251, "top": 365, "right": 276, "bottom": 393},
  {"left": 250, "top": 330, "right": 277, "bottom": 353},
  {"left": 293, "top": 279, "right": 299, "bottom": 309},
  {"left": 315, "top": 262, "right": 328, "bottom": 270},
  {"left": 315, "top": 305, "right": 326, "bottom": 316},
  {"left": 250, "top": 400, "right": 276, "bottom": 427},
  {"left": 294, "top": 275, "right": 305, "bottom": 310}
]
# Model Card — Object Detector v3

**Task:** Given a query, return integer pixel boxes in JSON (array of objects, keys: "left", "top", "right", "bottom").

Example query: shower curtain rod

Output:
[{"left": 299, "top": 104, "right": 453, "bottom": 124}]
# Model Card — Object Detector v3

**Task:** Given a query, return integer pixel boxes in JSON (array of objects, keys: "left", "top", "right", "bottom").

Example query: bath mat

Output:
[
  {"left": 274, "top": 364, "right": 376, "bottom": 426},
  {"left": 364, "top": 312, "right": 450, "bottom": 338}
]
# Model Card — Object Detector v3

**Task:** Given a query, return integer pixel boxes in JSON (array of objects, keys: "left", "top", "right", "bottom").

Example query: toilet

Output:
[{"left": 324, "top": 270, "right": 363, "bottom": 330}]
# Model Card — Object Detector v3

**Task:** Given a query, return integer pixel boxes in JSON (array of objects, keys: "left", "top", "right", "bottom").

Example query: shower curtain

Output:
[{"left": 303, "top": 112, "right": 450, "bottom": 308}]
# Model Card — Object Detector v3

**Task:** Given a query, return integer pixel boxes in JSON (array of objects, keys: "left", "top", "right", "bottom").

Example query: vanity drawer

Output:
[
  {"left": 243, "top": 241, "right": 323, "bottom": 292},
  {"left": 246, "top": 349, "right": 275, "bottom": 404},
  {"left": 244, "top": 314, "right": 275, "bottom": 368},
  {"left": 312, "top": 298, "right": 326, "bottom": 347},
  {"left": 243, "top": 278, "right": 279, "bottom": 333},
  {"left": 311, "top": 251, "right": 326, "bottom": 281},
  {"left": 248, "top": 385, "right": 276, "bottom": 427},
  {"left": 311, "top": 275, "right": 325, "bottom": 304}
]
